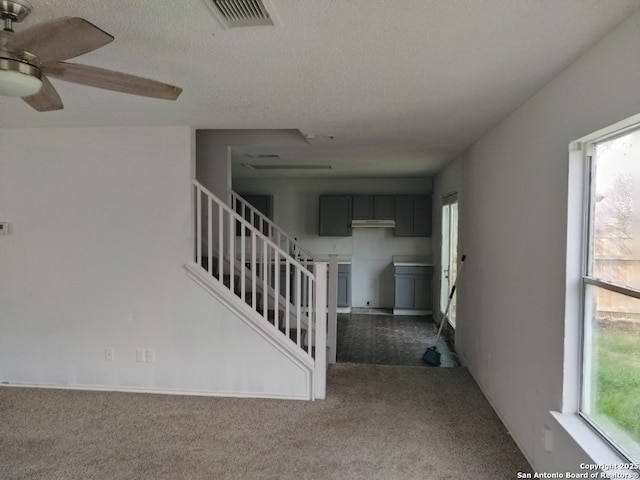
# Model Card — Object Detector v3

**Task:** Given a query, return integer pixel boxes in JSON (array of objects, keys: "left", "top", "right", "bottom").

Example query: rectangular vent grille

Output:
[
  {"left": 245, "top": 154, "right": 280, "bottom": 159},
  {"left": 242, "top": 164, "right": 335, "bottom": 171},
  {"left": 211, "top": 0, "right": 273, "bottom": 27}
]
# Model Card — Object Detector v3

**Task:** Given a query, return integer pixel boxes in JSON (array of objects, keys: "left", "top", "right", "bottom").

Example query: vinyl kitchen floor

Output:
[{"left": 336, "top": 311, "right": 459, "bottom": 368}]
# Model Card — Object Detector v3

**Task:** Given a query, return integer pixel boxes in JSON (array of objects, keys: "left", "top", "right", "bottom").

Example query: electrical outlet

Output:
[
  {"left": 146, "top": 349, "right": 155, "bottom": 363},
  {"left": 105, "top": 348, "right": 114, "bottom": 362},
  {"left": 136, "top": 348, "right": 146, "bottom": 362}
]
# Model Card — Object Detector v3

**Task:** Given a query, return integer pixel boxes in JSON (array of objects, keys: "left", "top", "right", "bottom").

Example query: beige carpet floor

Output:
[{"left": 0, "top": 363, "right": 532, "bottom": 480}]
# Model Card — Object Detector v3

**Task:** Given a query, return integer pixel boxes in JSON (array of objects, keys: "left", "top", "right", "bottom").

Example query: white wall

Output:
[
  {"left": 196, "top": 129, "right": 308, "bottom": 201},
  {"left": 0, "top": 127, "right": 308, "bottom": 398},
  {"left": 449, "top": 10, "right": 640, "bottom": 473},
  {"left": 233, "top": 177, "right": 432, "bottom": 308}
]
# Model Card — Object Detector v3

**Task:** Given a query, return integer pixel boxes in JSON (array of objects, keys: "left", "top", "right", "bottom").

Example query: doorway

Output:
[{"left": 440, "top": 193, "right": 459, "bottom": 328}]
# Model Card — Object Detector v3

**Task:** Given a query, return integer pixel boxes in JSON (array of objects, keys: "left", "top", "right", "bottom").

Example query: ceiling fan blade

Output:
[
  {"left": 43, "top": 62, "right": 183, "bottom": 100},
  {"left": 5, "top": 17, "right": 113, "bottom": 64},
  {"left": 21, "top": 75, "right": 63, "bottom": 112}
]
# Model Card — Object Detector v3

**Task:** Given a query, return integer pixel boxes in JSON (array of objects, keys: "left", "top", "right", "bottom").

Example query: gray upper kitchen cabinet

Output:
[
  {"left": 319, "top": 195, "right": 352, "bottom": 236},
  {"left": 373, "top": 196, "right": 395, "bottom": 219},
  {"left": 320, "top": 193, "right": 431, "bottom": 236},
  {"left": 352, "top": 195, "right": 395, "bottom": 220},
  {"left": 394, "top": 196, "right": 414, "bottom": 236},
  {"left": 394, "top": 194, "right": 432, "bottom": 237},
  {"left": 413, "top": 194, "right": 432, "bottom": 237},
  {"left": 352, "top": 195, "right": 373, "bottom": 220}
]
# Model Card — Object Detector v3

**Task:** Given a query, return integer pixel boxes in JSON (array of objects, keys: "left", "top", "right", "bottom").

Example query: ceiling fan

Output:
[{"left": 0, "top": 0, "right": 182, "bottom": 112}]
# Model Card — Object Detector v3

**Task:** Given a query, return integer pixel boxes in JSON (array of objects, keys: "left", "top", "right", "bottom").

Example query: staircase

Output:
[
  {"left": 185, "top": 180, "right": 327, "bottom": 399},
  {"left": 198, "top": 255, "right": 304, "bottom": 345},
  {"left": 229, "top": 189, "right": 314, "bottom": 268}
]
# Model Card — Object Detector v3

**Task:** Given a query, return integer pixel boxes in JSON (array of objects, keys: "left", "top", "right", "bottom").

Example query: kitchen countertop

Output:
[
  {"left": 314, "top": 255, "right": 352, "bottom": 264},
  {"left": 237, "top": 254, "right": 352, "bottom": 264},
  {"left": 392, "top": 256, "right": 433, "bottom": 266}
]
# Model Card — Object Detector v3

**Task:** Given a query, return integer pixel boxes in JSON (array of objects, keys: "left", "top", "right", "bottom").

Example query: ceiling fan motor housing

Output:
[
  {"left": 0, "top": 0, "right": 32, "bottom": 23},
  {"left": 0, "top": 0, "right": 182, "bottom": 109}
]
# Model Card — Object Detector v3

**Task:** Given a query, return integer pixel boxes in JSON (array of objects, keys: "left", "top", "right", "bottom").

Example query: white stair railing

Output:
[
  {"left": 194, "top": 180, "right": 323, "bottom": 362},
  {"left": 230, "top": 190, "right": 314, "bottom": 271}
]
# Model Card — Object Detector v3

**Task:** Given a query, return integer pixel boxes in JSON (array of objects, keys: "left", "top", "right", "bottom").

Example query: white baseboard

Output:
[
  {"left": 392, "top": 308, "right": 432, "bottom": 316},
  {"left": 0, "top": 381, "right": 310, "bottom": 401}
]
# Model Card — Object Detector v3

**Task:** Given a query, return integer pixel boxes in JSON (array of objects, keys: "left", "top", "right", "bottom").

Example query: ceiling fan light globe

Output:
[
  {"left": 0, "top": 56, "right": 42, "bottom": 97},
  {"left": 0, "top": 63, "right": 42, "bottom": 97}
]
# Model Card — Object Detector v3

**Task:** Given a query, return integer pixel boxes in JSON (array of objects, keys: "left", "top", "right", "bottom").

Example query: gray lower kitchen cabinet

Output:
[
  {"left": 394, "top": 276, "right": 415, "bottom": 309},
  {"left": 412, "top": 274, "right": 432, "bottom": 310},
  {"left": 273, "top": 262, "right": 311, "bottom": 303},
  {"left": 319, "top": 195, "right": 352, "bottom": 236},
  {"left": 337, "top": 264, "right": 351, "bottom": 307},
  {"left": 394, "top": 265, "right": 433, "bottom": 311}
]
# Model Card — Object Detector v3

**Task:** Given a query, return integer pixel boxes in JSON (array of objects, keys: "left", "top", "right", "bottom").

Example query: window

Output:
[{"left": 579, "top": 122, "right": 640, "bottom": 463}]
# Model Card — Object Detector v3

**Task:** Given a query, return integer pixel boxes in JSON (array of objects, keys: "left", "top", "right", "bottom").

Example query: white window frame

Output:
[{"left": 559, "top": 113, "right": 640, "bottom": 470}]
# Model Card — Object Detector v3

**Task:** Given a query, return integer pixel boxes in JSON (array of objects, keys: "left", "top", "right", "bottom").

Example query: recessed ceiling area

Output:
[
  {"left": 1, "top": 0, "right": 638, "bottom": 178},
  {"left": 230, "top": 136, "right": 458, "bottom": 178}
]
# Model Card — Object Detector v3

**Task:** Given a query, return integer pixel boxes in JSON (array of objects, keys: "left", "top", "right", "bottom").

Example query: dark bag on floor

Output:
[{"left": 422, "top": 347, "right": 441, "bottom": 366}]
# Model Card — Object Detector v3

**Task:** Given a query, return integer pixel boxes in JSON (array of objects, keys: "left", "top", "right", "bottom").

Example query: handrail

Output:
[
  {"left": 229, "top": 189, "right": 314, "bottom": 262},
  {"left": 196, "top": 181, "right": 308, "bottom": 270},
  {"left": 193, "top": 180, "right": 318, "bottom": 358}
]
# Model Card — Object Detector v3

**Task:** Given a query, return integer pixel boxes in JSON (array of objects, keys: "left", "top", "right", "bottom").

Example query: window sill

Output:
[{"left": 551, "top": 411, "right": 638, "bottom": 477}]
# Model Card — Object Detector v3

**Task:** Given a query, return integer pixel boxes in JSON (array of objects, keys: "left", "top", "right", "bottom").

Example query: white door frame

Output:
[{"left": 440, "top": 193, "right": 459, "bottom": 327}]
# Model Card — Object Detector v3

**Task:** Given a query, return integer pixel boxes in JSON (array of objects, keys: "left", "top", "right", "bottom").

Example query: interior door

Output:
[{"left": 440, "top": 194, "right": 459, "bottom": 327}]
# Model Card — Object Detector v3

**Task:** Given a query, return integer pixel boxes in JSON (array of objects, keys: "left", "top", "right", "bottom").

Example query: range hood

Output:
[{"left": 351, "top": 219, "right": 396, "bottom": 228}]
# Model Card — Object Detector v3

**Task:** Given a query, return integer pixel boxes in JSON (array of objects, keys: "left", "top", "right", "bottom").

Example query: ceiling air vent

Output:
[
  {"left": 242, "top": 164, "right": 335, "bottom": 171},
  {"left": 244, "top": 154, "right": 281, "bottom": 159},
  {"left": 205, "top": 0, "right": 275, "bottom": 28}
]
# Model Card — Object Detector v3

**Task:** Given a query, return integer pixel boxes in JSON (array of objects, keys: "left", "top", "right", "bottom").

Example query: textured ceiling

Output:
[{"left": 1, "top": 0, "right": 638, "bottom": 178}]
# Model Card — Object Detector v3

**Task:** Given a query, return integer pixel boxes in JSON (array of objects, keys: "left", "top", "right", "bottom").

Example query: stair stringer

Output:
[{"left": 185, "top": 262, "right": 315, "bottom": 398}]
